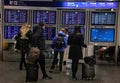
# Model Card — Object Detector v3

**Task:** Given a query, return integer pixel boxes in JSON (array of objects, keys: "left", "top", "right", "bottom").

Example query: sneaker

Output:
[{"left": 49, "top": 69, "right": 54, "bottom": 73}]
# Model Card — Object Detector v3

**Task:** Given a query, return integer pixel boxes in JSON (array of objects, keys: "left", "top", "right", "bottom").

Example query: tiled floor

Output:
[{"left": 0, "top": 61, "right": 120, "bottom": 83}]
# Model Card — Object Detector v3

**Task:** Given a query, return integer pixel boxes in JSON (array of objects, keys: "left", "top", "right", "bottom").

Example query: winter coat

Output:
[
  {"left": 68, "top": 32, "right": 87, "bottom": 60},
  {"left": 53, "top": 31, "right": 68, "bottom": 52},
  {"left": 14, "top": 30, "right": 32, "bottom": 51},
  {"left": 31, "top": 25, "right": 45, "bottom": 50}
]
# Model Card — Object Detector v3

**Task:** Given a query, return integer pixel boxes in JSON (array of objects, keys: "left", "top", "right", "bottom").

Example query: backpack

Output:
[{"left": 54, "top": 36, "right": 65, "bottom": 49}]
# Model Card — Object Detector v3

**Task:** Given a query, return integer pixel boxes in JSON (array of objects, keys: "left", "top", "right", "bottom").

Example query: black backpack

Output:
[{"left": 54, "top": 36, "right": 65, "bottom": 49}]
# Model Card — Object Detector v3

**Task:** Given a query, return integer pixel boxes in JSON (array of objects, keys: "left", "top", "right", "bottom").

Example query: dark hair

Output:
[
  {"left": 65, "top": 27, "right": 68, "bottom": 33},
  {"left": 74, "top": 26, "right": 81, "bottom": 33},
  {"left": 38, "top": 21, "right": 45, "bottom": 27}
]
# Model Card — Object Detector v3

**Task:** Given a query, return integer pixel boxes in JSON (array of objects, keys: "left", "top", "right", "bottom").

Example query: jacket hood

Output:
[{"left": 58, "top": 31, "right": 65, "bottom": 36}]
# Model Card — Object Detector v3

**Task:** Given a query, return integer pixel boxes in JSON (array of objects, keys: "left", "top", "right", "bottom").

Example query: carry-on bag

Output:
[
  {"left": 82, "top": 63, "right": 95, "bottom": 80},
  {"left": 82, "top": 45, "right": 95, "bottom": 80},
  {"left": 26, "top": 64, "right": 39, "bottom": 82}
]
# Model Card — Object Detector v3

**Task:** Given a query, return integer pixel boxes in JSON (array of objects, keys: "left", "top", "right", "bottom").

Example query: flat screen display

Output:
[
  {"left": 90, "top": 28, "right": 115, "bottom": 42},
  {"left": 4, "top": 9, "right": 27, "bottom": 23},
  {"left": 33, "top": 10, "right": 56, "bottom": 24},
  {"left": 91, "top": 12, "right": 116, "bottom": 25},
  {"left": 62, "top": 11, "right": 85, "bottom": 25},
  {"left": 4, "top": 26, "right": 21, "bottom": 39},
  {"left": 67, "top": 27, "right": 85, "bottom": 36},
  {"left": 44, "top": 27, "right": 56, "bottom": 40}
]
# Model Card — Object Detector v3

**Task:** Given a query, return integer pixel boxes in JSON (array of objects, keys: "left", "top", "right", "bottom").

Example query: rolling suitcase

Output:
[
  {"left": 26, "top": 64, "right": 39, "bottom": 82},
  {"left": 82, "top": 45, "right": 96, "bottom": 80},
  {"left": 82, "top": 63, "right": 95, "bottom": 80}
]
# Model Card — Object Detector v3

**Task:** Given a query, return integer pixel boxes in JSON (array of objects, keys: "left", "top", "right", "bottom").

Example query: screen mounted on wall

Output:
[
  {"left": 4, "top": 26, "right": 21, "bottom": 39},
  {"left": 90, "top": 28, "right": 115, "bottom": 42},
  {"left": 91, "top": 12, "right": 116, "bottom": 25},
  {"left": 4, "top": 9, "right": 27, "bottom": 23},
  {"left": 62, "top": 11, "right": 85, "bottom": 25},
  {"left": 44, "top": 27, "right": 56, "bottom": 40},
  {"left": 67, "top": 27, "right": 85, "bottom": 36},
  {"left": 33, "top": 10, "right": 56, "bottom": 24}
]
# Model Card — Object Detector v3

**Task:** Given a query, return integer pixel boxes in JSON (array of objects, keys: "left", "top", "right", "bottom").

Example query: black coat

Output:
[
  {"left": 68, "top": 33, "right": 87, "bottom": 60},
  {"left": 31, "top": 26, "right": 45, "bottom": 50},
  {"left": 15, "top": 30, "right": 32, "bottom": 51}
]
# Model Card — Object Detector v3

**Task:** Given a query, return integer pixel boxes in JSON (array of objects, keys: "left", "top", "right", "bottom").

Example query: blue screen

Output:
[
  {"left": 4, "top": 26, "right": 21, "bottom": 39},
  {"left": 62, "top": 2, "right": 118, "bottom": 8},
  {"left": 33, "top": 10, "right": 56, "bottom": 24},
  {"left": 91, "top": 12, "right": 116, "bottom": 25},
  {"left": 44, "top": 27, "right": 56, "bottom": 40},
  {"left": 4, "top": 9, "right": 27, "bottom": 23},
  {"left": 62, "top": 11, "right": 85, "bottom": 25},
  {"left": 68, "top": 27, "right": 85, "bottom": 36},
  {"left": 90, "top": 28, "right": 115, "bottom": 42}
]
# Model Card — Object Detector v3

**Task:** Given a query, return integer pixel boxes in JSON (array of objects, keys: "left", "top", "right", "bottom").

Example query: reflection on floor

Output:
[{"left": 0, "top": 61, "right": 120, "bottom": 83}]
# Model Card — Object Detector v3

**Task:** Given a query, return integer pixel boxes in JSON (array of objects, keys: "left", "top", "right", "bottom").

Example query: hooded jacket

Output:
[{"left": 53, "top": 31, "right": 68, "bottom": 52}]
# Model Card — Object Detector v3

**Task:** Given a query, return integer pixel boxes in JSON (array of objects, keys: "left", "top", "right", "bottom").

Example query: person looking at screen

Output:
[
  {"left": 49, "top": 28, "right": 68, "bottom": 73},
  {"left": 30, "top": 21, "right": 52, "bottom": 80},
  {"left": 68, "top": 26, "right": 87, "bottom": 80},
  {"left": 14, "top": 23, "right": 32, "bottom": 70},
  {"left": 62, "top": 27, "right": 70, "bottom": 65}
]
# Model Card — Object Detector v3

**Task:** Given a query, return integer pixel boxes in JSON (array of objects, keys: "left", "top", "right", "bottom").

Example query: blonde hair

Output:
[{"left": 20, "top": 23, "right": 30, "bottom": 38}]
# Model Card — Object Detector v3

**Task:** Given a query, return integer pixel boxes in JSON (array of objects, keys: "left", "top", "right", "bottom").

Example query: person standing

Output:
[
  {"left": 31, "top": 21, "right": 52, "bottom": 80},
  {"left": 62, "top": 27, "right": 69, "bottom": 64},
  {"left": 68, "top": 26, "right": 87, "bottom": 80},
  {"left": 14, "top": 23, "right": 32, "bottom": 70},
  {"left": 49, "top": 30, "right": 67, "bottom": 72}
]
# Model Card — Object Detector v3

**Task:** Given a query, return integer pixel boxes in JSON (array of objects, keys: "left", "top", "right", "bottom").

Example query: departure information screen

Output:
[
  {"left": 4, "top": 26, "right": 21, "bottom": 39},
  {"left": 33, "top": 10, "right": 56, "bottom": 24},
  {"left": 68, "top": 27, "right": 85, "bottom": 36},
  {"left": 90, "top": 28, "right": 115, "bottom": 42},
  {"left": 4, "top": 9, "right": 27, "bottom": 23},
  {"left": 62, "top": 11, "right": 85, "bottom": 25},
  {"left": 91, "top": 12, "right": 116, "bottom": 25},
  {"left": 44, "top": 27, "right": 56, "bottom": 40}
]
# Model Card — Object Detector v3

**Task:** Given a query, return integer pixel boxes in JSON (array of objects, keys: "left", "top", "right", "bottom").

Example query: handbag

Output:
[{"left": 26, "top": 47, "right": 40, "bottom": 64}]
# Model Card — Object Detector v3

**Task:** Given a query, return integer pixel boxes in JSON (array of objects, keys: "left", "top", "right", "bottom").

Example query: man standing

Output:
[{"left": 31, "top": 21, "right": 52, "bottom": 80}]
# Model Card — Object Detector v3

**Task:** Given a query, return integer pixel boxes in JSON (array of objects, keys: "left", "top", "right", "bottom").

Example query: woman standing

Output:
[
  {"left": 15, "top": 23, "right": 32, "bottom": 70},
  {"left": 68, "top": 26, "right": 87, "bottom": 80}
]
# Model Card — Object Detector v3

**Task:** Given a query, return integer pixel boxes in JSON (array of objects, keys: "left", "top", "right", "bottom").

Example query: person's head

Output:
[
  {"left": 74, "top": 25, "right": 81, "bottom": 33},
  {"left": 21, "top": 23, "right": 30, "bottom": 30},
  {"left": 38, "top": 21, "right": 45, "bottom": 29},
  {"left": 64, "top": 27, "right": 68, "bottom": 34},
  {"left": 20, "top": 23, "right": 30, "bottom": 37},
  {"left": 61, "top": 27, "right": 68, "bottom": 34}
]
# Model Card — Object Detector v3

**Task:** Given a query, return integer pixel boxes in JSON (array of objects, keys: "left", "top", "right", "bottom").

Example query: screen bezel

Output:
[
  {"left": 4, "top": 26, "right": 21, "bottom": 39},
  {"left": 61, "top": 11, "right": 85, "bottom": 25},
  {"left": 67, "top": 27, "right": 85, "bottom": 36},
  {"left": 4, "top": 9, "right": 28, "bottom": 23},
  {"left": 90, "top": 28, "right": 115, "bottom": 42},
  {"left": 33, "top": 10, "right": 57, "bottom": 24},
  {"left": 44, "top": 27, "right": 56, "bottom": 40},
  {"left": 91, "top": 12, "right": 116, "bottom": 25}
]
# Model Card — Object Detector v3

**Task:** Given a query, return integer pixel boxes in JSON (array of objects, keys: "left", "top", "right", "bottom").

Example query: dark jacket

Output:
[
  {"left": 15, "top": 30, "right": 32, "bottom": 51},
  {"left": 68, "top": 32, "right": 87, "bottom": 60},
  {"left": 31, "top": 25, "right": 45, "bottom": 50},
  {"left": 53, "top": 31, "right": 68, "bottom": 52}
]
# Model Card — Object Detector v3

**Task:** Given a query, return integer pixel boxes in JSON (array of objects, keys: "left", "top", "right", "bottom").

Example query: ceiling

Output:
[{"left": 20, "top": 0, "right": 119, "bottom": 1}]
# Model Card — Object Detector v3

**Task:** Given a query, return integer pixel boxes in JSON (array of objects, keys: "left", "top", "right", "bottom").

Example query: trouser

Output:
[
  {"left": 72, "top": 59, "right": 79, "bottom": 78},
  {"left": 50, "top": 51, "right": 64, "bottom": 71},
  {"left": 38, "top": 50, "right": 48, "bottom": 77},
  {"left": 19, "top": 50, "right": 26, "bottom": 69}
]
